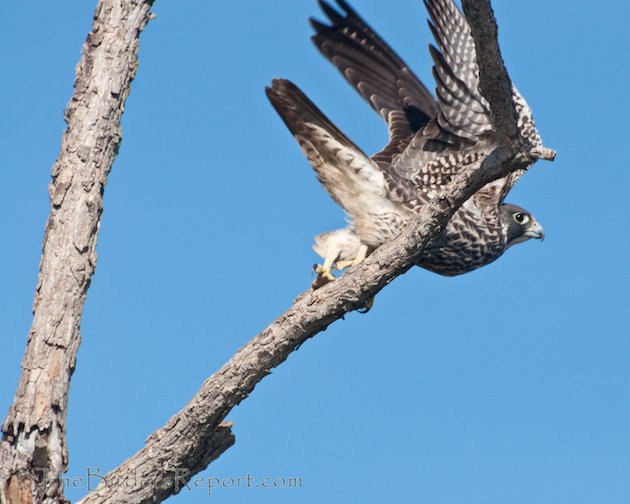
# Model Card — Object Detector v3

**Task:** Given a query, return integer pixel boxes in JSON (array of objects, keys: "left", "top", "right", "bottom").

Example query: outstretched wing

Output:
[
  {"left": 392, "top": 0, "right": 509, "bottom": 206},
  {"left": 298, "top": 0, "right": 540, "bottom": 209},
  {"left": 424, "top": 0, "right": 493, "bottom": 141},
  {"left": 310, "top": 0, "right": 437, "bottom": 165},
  {"left": 424, "top": 0, "right": 546, "bottom": 203},
  {"left": 310, "top": 0, "right": 494, "bottom": 180},
  {"left": 395, "top": 0, "right": 543, "bottom": 204},
  {"left": 266, "top": 79, "right": 393, "bottom": 221}
]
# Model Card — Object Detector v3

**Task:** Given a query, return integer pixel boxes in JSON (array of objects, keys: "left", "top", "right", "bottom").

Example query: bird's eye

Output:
[{"left": 513, "top": 212, "right": 530, "bottom": 224}]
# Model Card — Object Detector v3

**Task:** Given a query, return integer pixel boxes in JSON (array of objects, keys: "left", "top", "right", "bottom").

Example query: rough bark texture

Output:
[
  {"left": 460, "top": 0, "right": 555, "bottom": 162},
  {"left": 0, "top": 1, "right": 154, "bottom": 503},
  {"left": 77, "top": 153, "right": 538, "bottom": 504},
  {"left": 76, "top": 2, "right": 555, "bottom": 500},
  {"left": 462, "top": 0, "right": 518, "bottom": 146}
]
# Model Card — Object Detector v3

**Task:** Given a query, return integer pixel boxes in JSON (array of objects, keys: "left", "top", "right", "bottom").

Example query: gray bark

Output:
[{"left": 0, "top": 1, "right": 154, "bottom": 503}]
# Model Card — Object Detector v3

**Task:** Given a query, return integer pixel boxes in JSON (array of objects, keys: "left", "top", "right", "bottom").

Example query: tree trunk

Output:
[{"left": 0, "top": 1, "right": 154, "bottom": 503}]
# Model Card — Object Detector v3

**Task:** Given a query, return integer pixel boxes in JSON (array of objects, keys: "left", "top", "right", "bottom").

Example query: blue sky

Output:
[{"left": 1, "top": 0, "right": 629, "bottom": 502}]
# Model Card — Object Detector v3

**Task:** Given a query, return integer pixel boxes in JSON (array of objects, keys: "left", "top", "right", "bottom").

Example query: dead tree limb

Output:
[
  {"left": 462, "top": 0, "right": 519, "bottom": 145},
  {"left": 76, "top": 2, "right": 556, "bottom": 502},
  {"left": 76, "top": 154, "right": 538, "bottom": 504},
  {"left": 461, "top": 0, "right": 556, "bottom": 162},
  {"left": 0, "top": 1, "right": 154, "bottom": 503}
]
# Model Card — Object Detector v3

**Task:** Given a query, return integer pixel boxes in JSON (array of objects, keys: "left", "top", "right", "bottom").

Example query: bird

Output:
[{"left": 266, "top": 0, "right": 546, "bottom": 289}]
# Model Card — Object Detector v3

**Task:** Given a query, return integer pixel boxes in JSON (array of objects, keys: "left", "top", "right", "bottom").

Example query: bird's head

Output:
[{"left": 500, "top": 203, "right": 545, "bottom": 246}]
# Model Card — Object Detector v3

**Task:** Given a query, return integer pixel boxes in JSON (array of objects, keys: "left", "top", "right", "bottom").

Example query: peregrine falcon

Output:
[{"left": 266, "top": 0, "right": 546, "bottom": 287}]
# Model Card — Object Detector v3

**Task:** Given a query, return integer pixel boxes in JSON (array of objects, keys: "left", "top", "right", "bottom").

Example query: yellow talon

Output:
[
  {"left": 335, "top": 244, "right": 368, "bottom": 271},
  {"left": 335, "top": 260, "right": 353, "bottom": 270},
  {"left": 312, "top": 264, "right": 336, "bottom": 289}
]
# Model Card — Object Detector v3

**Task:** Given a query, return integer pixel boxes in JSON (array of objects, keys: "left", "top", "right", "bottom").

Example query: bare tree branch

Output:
[
  {"left": 76, "top": 2, "right": 556, "bottom": 500},
  {"left": 461, "top": 0, "right": 519, "bottom": 147},
  {"left": 77, "top": 155, "right": 539, "bottom": 504},
  {"left": 0, "top": 1, "right": 154, "bottom": 503},
  {"left": 461, "top": 0, "right": 556, "bottom": 162}
]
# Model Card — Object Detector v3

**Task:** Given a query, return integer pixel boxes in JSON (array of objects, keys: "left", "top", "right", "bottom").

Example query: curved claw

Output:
[
  {"left": 312, "top": 264, "right": 336, "bottom": 289},
  {"left": 357, "top": 296, "right": 375, "bottom": 314}
]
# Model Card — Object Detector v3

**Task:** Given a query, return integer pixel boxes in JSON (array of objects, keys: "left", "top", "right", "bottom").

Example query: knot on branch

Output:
[{"left": 529, "top": 146, "right": 557, "bottom": 161}]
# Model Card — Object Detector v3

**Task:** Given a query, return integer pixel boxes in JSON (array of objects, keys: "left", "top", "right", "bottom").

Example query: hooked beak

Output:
[{"left": 524, "top": 220, "right": 545, "bottom": 241}]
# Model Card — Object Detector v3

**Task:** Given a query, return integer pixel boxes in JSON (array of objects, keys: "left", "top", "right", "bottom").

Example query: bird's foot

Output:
[
  {"left": 312, "top": 264, "right": 336, "bottom": 289},
  {"left": 335, "top": 259, "right": 355, "bottom": 270},
  {"left": 335, "top": 244, "right": 369, "bottom": 271}
]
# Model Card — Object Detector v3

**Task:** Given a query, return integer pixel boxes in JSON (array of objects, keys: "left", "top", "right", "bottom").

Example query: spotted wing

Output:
[
  {"left": 310, "top": 0, "right": 437, "bottom": 166},
  {"left": 399, "top": 0, "right": 546, "bottom": 204},
  {"left": 310, "top": 1, "right": 494, "bottom": 181},
  {"left": 425, "top": 0, "right": 493, "bottom": 141},
  {"left": 389, "top": 0, "right": 500, "bottom": 204},
  {"left": 308, "top": 0, "right": 540, "bottom": 205},
  {"left": 266, "top": 79, "right": 393, "bottom": 221}
]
